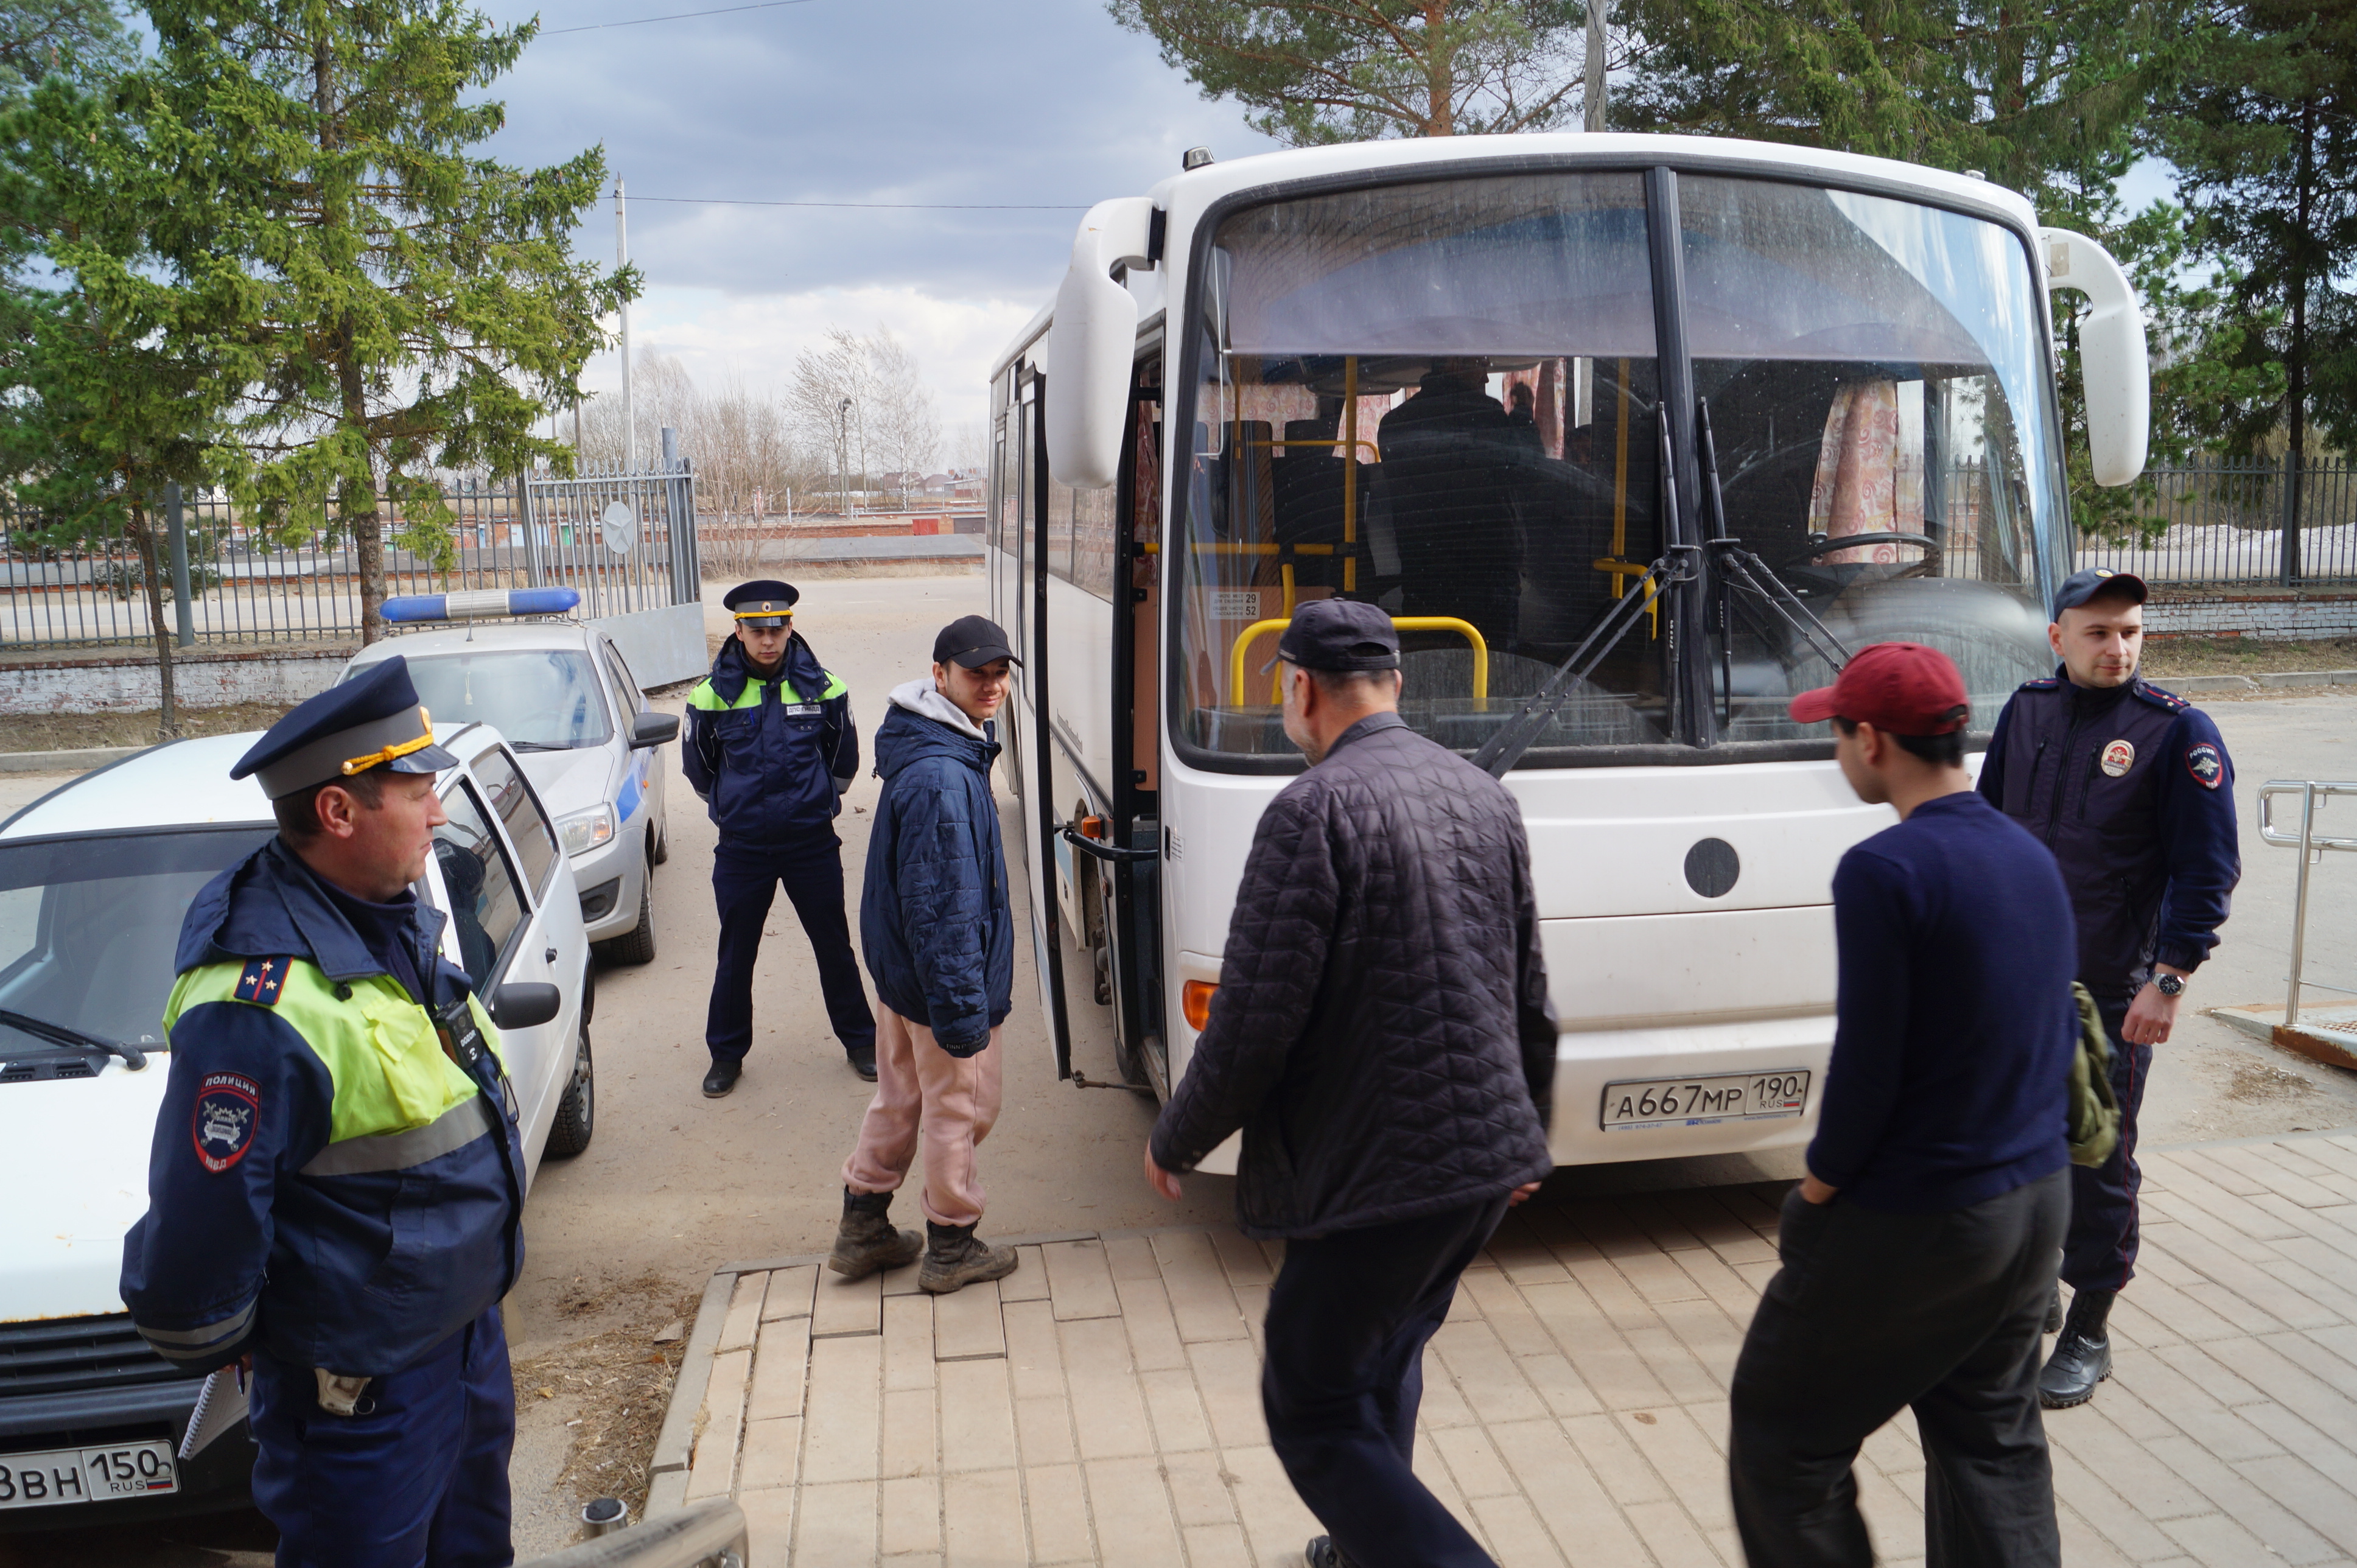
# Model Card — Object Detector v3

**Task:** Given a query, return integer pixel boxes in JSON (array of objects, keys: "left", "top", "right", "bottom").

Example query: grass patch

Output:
[
  {"left": 0, "top": 701, "right": 298, "bottom": 754},
  {"left": 2142, "top": 635, "right": 2357, "bottom": 679}
]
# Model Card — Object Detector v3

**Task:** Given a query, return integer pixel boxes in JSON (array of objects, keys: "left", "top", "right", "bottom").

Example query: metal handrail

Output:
[
  {"left": 1230, "top": 615, "right": 1490, "bottom": 705},
  {"left": 2257, "top": 780, "right": 2357, "bottom": 1030},
  {"left": 517, "top": 1499, "right": 749, "bottom": 1568}
]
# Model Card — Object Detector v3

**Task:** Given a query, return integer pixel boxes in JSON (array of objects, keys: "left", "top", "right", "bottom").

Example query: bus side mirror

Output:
[
  {"left": 1046, "top": 197, "right": 1157, "bottom": 491},
  {"left": 2040, "top": 227, "right": 2149, "bottom": 488}
]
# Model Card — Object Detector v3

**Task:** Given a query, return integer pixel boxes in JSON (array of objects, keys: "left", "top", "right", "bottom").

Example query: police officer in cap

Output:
[
  {"left": 1980, "top": 567, "right": 2240, "bottom": 1409},
  {"left": 121, "top": 657, "right": 527, "bottom": 1568},
  {"left": 685, "top": 579, "right": 877, "bottom": 1092}
]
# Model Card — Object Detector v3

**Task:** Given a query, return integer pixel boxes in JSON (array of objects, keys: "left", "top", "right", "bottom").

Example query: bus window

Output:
[
  {"left": 1175, "top": 172, "right": 1665, "bottom": 761},
  {"left": 1678, "top": 178, "right": 2065, "bottom": 741}
]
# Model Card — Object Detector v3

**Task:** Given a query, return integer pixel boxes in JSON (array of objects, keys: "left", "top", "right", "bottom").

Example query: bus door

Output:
[{"left": 1009, "top": 368, "right": 1073, "bottom": 1079}]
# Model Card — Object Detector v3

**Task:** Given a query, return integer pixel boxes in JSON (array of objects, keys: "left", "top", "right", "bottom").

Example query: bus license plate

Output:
[
  {"left": 1600, "top": 1070, "right": 1811, "bottom": 1130},
  {"left": 0, "top": 1440, "right": 178, "bottom": 1510}
]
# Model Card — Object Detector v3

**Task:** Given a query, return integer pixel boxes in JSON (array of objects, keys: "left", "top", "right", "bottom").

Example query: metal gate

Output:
[{"left": 524, "top": 433, "right": 707, "bottom": 685}]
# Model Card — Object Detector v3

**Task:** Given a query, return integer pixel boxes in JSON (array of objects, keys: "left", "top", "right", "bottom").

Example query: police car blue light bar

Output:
[{"left": 380, "top": 587, "right": 581, "bottom": 623}]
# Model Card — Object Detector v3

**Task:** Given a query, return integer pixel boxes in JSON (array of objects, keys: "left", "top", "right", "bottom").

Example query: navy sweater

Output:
[{"left": 1809, "top": 791, "right": 2078, "bottom": 1213}]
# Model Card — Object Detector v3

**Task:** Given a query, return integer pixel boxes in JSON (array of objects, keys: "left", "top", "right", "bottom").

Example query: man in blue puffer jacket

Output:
[{"left": 832, "top": 615, "right": 1021, "bottom": 1295}]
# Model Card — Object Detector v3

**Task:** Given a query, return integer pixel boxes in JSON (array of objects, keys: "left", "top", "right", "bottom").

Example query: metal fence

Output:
[
  {"left": 2072, "top": 456, "right": 2357, "bottom": 587},
  {"left": 0, "top": 446, "right": 701, "bottom": 651}
]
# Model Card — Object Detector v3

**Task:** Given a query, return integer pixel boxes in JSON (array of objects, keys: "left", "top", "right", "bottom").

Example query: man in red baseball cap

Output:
[{"left": 1728, "top": 642, "right": 2076, "bottom": 1567}]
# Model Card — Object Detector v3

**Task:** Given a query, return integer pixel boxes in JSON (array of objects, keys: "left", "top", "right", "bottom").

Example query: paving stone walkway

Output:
[{"left": 648, "top": 1131, "right": 2357, "bottom": 1567}]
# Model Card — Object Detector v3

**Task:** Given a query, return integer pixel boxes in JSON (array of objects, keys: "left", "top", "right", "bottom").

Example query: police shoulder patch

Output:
[
  {"left": 2185, "top": 741, "right": 2226, "bottom": 790},
  {"left": 232, "top": 956, "right": 290, "bottom": 1006},
  {"left": 191, "top": 1071, "right": 261, "bottom": 1173}
]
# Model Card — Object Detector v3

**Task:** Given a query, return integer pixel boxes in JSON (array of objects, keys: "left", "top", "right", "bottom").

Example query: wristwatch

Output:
[{"left": 2155, "top": 973, "right": 2187, "bottom": 998}]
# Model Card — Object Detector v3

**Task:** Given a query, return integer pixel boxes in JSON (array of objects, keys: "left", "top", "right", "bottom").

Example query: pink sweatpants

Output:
[{"left": 842, "top": 1005, "right": 1003, "bottom": 1227}]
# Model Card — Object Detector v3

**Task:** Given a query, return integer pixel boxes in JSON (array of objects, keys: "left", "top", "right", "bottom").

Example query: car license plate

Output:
[
  {"left": 1600, "top": 1070, "right": 1812, "bottom": 1130},
  {"left": 0, "top": 1440, "right": 178, "bottom": 1510}
]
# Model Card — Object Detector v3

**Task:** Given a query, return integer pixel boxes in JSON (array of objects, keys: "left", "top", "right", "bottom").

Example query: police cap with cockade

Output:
[
  {"left": 231, "top": 656, "right": 458, "bottom": 800},
  {"left": 1269, "top": 598, "right": 1401, "bottom": 674},
  {"left": 724, "top": 579, "right": 800, "bottom": 628},
  {"left": 2051, "top": 567, "right": 2147, "bottom": 620}
]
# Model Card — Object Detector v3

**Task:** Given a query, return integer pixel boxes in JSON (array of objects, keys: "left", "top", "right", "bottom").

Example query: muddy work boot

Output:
[
  {"left": 827, "top": 1188, "right": 921, "bottom": 1280},
  {"left": 919, "top": 1221, "right": 1018, "bottom": 1295},
  {"left": 2039, "top": 1287, "right": 2116, "bottom": 1408}
]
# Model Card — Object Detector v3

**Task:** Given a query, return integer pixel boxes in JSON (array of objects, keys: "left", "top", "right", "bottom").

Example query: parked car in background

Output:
[
  {"left": 346, "top": 590, "right": 681, "bottom": 965},
  {"left": 0, "top": 724, "right": 594, "bottom": 1530}
]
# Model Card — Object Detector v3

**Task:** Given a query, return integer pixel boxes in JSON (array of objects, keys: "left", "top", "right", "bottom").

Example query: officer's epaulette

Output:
[
  {"left": 2019, "top": 676, "right": 2064, "bottom": 691},
  {"left": 232, "top": 956, "right": 295, "bottom": 1007},
  {"left": 2132, "top": 681, "right": 2191, "bottom": 712}
]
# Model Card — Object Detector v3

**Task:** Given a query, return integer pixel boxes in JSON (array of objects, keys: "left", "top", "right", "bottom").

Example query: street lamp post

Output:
[{"left": 837, "top": 397, "right": 853, "bottom": 517}]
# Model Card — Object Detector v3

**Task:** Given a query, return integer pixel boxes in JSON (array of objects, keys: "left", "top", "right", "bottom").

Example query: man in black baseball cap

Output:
[
  {"left": 833, "top": 615, "right": 1025, "bottom": 1295},
  {"left": 1147, "top": 598, "right": 1555, "bottom": 1568}
]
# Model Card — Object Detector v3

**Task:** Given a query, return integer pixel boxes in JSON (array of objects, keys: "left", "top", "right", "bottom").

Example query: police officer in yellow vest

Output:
[
  {"left": 685, "top": 579, "right": 877, "bottom": 1091},
  {"left": 120, "top": 657, "right": 527, "bottom": 1568}
]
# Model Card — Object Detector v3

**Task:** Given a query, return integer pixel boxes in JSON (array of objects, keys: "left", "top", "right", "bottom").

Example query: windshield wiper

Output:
[
  {"left": 1474, "top": 409, "right": 1699, "bottom": 779},
  {"left": 1697, "top": 399, "right": 1853, "bottom": 677},
  {"left": 509, "top": 741, "right": 574, "bottom": 752},
  {"left": 0, "top": 1009, "right": 147, "bottom": 1070}
]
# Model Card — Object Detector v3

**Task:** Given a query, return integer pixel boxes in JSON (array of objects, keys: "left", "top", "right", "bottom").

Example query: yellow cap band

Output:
[
  {"left": 733, "top": 607, "right": 793, "bottom": 620},
  {"left": 341, "top": 708, "right": 436, "bottom": 775}
]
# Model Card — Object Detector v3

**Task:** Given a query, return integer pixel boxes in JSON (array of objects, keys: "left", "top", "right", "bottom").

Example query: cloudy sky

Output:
[{"left": 473, "top": 0, "right": 1283, "bottom": 441}]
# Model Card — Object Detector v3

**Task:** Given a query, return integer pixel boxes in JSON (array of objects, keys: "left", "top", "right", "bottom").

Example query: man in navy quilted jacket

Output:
[
  {"left": 1144, "top": 599, "right": 1556, "bottom": 1568},
  {"left": 830, "top": 616, "right": 1021, "bottom": 1295}
]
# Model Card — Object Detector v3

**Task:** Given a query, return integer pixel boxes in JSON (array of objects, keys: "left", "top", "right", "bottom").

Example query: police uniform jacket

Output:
[
  {"left": 119, "top": 839, "right": 526, "bottom": 1378},
  {"left": 1978, "top": 670, "right": 2240, "bottom": 1001},
  {"left": 684, "top": 632, "right": 858, "bottom": 849}
]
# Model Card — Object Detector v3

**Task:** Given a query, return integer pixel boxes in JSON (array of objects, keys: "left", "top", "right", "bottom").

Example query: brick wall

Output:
[{"left": 2143, "top": 589, "right": 2357, "bottom": 642}]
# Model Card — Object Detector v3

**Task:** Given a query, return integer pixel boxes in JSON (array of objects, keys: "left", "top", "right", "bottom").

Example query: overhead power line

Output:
[
  {"left": 631, "top": 195, "right": 1090, "bottom": 210},
  {"left": 541, "top": 0, "right": 818, "bottom": 35}
]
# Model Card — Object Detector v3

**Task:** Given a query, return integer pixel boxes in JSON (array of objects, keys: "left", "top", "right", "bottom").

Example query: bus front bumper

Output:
[{"left": 1548, "top": 1013, "right": 1832, "bottom": 1167}]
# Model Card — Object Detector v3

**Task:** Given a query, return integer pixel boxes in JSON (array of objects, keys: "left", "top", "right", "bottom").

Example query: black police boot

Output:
[
  {"left": 919, "top": 1220, "right": 1018, "bottom": 1295},
  {"left": 2045, "top": 1279, "right": 2064, "bottom": 1334},
  {"left": 846, "top": 1042, "right": 878, "bottom": 1082},
  {"left": 1305, "top": 1536, "right": 1359, "bottom": 1568},
  {"left": 827, "top": 1188, "right": 921, "bottom": 1279},
  {"left": 2040, "top": 1287, "right": 2115, "bottom": 1409},
  {"left": 701, "top": 1057, "right": 742, "bottom": 1098}
]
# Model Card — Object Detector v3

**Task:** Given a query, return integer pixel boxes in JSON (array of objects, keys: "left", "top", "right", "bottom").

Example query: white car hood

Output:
[
  {"left": 0, "top": 1062, "right": 170, "bottom": 1321},
  {"left": 516, "top": 746, "right": 615, "bottom": 822}
]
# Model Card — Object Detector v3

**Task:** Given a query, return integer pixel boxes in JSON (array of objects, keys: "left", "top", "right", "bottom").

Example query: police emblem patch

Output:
[
  {"left": 233, "top": 957, "right": 287, "bottom": 1006},
  {"left": 2101, "top": 739, "right": 2135, "bottom": 777},
  {"left": 191, "top": 1073, "right": 260, "bottom": 1173},
  {"left": 2185, "top": 741, "right": 2226, "bottom": 789}
]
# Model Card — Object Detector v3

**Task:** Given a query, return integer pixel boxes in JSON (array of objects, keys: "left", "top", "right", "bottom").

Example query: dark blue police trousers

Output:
[
  {"left": 707, "top": 837, "right": 876, "bottom": 1060},
  {"left": 2062, "top": 993, "right": 2152, "bottom": 1294},
  {"left": 1261, "top": 1193, "right": 1512, "bottom": 1568},
  {"left": 248, "top": 1306, "right": 513, "bottom": 1568}
]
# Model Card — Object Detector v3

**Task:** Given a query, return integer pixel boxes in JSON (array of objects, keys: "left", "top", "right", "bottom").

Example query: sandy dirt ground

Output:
[{"left": 7, "top": 588, "right": 2356, "bottom": 1565}]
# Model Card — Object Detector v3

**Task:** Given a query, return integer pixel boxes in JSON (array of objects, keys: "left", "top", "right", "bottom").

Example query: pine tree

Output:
[
  {"left": 0, "top": 66, "right": 263, "bottom": 734},
  {"left": 1109, "top": 0, "right": 1587, "bottom": 144},
  {"left": 139, "top": 0, "right": 634, "bottom": 641},
  {"left": 2155, "top": 0, "right": 2357, "bottom": 483}
]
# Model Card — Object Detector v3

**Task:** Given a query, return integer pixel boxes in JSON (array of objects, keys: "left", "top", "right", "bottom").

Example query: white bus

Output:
[{"left": 989, "top": 133, "right": 2148, "bottom": 1172}]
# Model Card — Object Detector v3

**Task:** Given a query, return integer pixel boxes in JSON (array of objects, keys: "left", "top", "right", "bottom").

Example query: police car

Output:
[
  {"left": 342, "top": 589, "right": 680, "bottom": 965},
  {"left": 0, "top": 723, "right": 594, "bottom": 1528}
]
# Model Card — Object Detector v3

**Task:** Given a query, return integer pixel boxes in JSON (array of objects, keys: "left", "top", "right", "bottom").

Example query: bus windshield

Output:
[{"left": 1172, "top": 170, "right": 2068, "bottom": 766}]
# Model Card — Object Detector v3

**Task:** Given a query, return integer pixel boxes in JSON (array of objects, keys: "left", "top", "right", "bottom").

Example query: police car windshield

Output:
[
  {"left": 0, "top": 827, "right": 274, "bottom": 1059},
  {"left": 391, "top": 651, "right": 614, "bottom": 751}
]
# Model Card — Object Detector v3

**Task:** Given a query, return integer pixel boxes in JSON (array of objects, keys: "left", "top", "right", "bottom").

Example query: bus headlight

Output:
[{"left": 557, "top": 803, "right": 617, "bottom": 857}]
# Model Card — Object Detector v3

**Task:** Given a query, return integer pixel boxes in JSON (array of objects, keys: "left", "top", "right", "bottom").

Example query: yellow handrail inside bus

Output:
[{"left": 1230, "top": 615, "right": 1488, "bottom": 707}]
